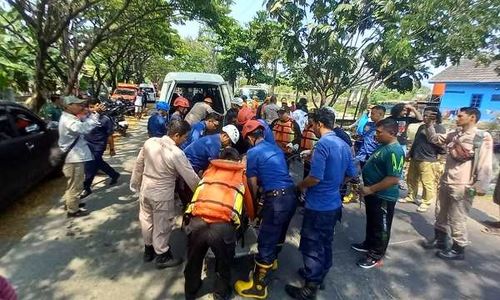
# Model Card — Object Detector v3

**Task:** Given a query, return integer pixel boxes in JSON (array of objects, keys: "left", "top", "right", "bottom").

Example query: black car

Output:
[{"left": 0, "top": 101, "right": 60, "bottom": 209}]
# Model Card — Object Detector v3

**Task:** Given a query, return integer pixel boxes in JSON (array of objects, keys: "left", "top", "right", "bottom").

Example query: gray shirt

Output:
[
  {"left": 263, "top": 103, "right": 280, "bottom": 124},
  {"left": 409, "top": 124, "right": 446, "bottom": 162}
]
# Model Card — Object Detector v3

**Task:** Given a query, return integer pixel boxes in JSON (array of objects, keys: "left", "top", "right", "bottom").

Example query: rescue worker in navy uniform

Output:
[
  {"left": 183, "top": 148, "right": 255, "bottom": 300},
  {"left": 271, "top": 106, "right": 302, "bottom": 158},
  {"left": 147, "top": 102, "right": 170, "bottom": 138},
  {"left": 234, "top": 120, "right": 297, "bottom": 299},
  {"left": 285, "top": 108, "right": 357, "bottom": 299}
]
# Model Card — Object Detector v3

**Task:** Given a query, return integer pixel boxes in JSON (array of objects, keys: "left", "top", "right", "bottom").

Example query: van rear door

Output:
[{"left": 220, "top": 83, "right": 232, "bottom": 113}]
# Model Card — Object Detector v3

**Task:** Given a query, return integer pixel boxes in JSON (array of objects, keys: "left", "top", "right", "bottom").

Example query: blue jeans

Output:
[
  {"left": 299, "top": 208, "right": 342, "bottom": 284},
  {"left": 83, "top": 150, "right": 119, "bottom": 191},
  {"left": 256, "top": 191, "right": 297, "bottom": 265}
]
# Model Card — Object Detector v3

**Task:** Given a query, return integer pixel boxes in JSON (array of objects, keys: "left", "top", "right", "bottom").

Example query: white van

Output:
[
  {"left": 158, "top": 72, "right": 233, "bottom": 115},
  {"left": 139, "top": 83, "right": 156, "bottom": 103}
]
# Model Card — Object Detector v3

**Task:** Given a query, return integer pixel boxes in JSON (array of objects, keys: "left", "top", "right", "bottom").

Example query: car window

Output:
[
  {"left": 0, "top": 111, "right": 16, "bottom": 141},
  {"left": 11, "top": 109, "right": 43, "bottom": 136}
]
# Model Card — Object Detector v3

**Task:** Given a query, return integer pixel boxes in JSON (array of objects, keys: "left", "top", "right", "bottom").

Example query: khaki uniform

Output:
[
  {"left": 62, "top": 163, "right": 85, "bottom": 212},
  {"left": 131, "top": 136, "right": 199, "bottom": 254},
  {"left": 427, "top": 126, "right": 493, "bottom": 246}
]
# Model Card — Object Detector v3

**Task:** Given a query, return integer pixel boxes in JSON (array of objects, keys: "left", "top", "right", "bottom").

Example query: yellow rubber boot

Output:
[{"left": 234, "top": 261, "right": 273, "bottom": 299}]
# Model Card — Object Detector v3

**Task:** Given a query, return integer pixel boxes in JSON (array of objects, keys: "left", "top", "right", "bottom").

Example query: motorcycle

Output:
[{"left": 102, "top": 99, "right": 133, "bottom": 136}]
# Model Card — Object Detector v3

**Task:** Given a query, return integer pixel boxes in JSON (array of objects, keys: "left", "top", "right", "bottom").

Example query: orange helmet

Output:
[
  {"left": 237, "top": 107, "right": 255, "bottom": 126},
  {"left": 242, "top": 119, "right": 264, "bottom": 139},
  {"left": 173, "top": 96, "right": 190, "bottom": 108}
]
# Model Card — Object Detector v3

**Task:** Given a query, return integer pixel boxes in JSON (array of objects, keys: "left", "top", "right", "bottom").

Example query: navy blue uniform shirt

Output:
[
  {"left": 306, "top": 131, "right": 357, "bottom": 211},
  {"left": 147, "top": 112, "right": 167, "bottom": 138},
  {"left": 184, "top": 134, "right": 222, "bottom": 173},
  {"left": 85, "top": 114, "right": 113, "bottom": 153},
  {"left": 246, "top": 140, "right": 294, "bottom": 192}
]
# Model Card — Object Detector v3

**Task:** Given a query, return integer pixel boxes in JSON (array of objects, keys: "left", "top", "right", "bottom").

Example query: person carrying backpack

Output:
[{"left": 422, "top": 107, "right": 493, "bottom": 260}]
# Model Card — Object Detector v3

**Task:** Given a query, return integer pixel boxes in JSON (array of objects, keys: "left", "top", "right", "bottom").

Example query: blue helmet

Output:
[{"left": 156, "top": 101, "right": 170, "bottom": 111}]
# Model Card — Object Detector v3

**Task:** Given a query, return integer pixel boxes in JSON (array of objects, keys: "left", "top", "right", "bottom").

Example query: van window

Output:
[
  {"left": 0, "top": 111, "right": 16, "bottom": 141},
  {"left": 173, "top": 83, "right": 225, "bottom": 114},
  {"left": 11, "top": 109, "right": 44, "bottom": 136}
]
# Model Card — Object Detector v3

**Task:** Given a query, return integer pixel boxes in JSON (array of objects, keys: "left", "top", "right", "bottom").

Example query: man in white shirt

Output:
[
  {"left": 291, "top": 98, "right": 308, "bottom": 132},
  {"left": 58, "top": 96, "right": 101, "bottom": 218}
]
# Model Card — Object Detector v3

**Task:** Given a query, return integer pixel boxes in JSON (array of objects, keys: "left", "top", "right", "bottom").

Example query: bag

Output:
[{"left": 49, "top": 136, "right": 80, "bottom": 167}]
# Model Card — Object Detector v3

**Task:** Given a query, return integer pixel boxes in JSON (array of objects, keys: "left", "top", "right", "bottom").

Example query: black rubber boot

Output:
[
  {"left": 155, "top": 249, "right": 183, "bottom": 269},
  {"left": 437, "top": 242, "right": 465, "bottom": 260},
  {"left": 285, "top": 282, "right": 318, "bottom": 300},
  {"left": 422, "top": 229, "right": 449, "bottom": 250},
  {"left": 143, "top": 245, "right": 155, "bottom": 262}
]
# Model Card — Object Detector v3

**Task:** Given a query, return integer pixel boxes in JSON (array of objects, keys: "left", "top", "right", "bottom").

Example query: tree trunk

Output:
[
  {"left": 33, "top": 46, "right": 48, "bottom": 112},
  {"left": 270, "top": 58, "right": 278, "bottom": 95},
  {"left": 357, "top": 78, "right": 377, "bottom": 119}
]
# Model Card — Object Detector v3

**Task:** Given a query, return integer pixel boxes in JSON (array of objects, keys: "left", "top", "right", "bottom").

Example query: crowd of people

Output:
[{"left": 53, "top": 92, "right": 497, "bottom": 300}]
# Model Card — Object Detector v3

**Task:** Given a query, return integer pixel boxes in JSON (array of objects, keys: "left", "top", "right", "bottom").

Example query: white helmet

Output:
[
  {"left": 222, "top": 124, "right": 240, "bottom": 144},
  {"left": 231, "top": 97, "right": 244, "bottom": 107}
]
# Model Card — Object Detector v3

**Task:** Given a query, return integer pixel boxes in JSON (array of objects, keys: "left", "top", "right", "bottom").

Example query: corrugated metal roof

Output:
[{"left": 429, "top": 59, "right": 500, "bottom": 83}]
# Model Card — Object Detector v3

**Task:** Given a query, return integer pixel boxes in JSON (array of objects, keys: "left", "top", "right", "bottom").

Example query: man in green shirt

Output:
[
  {"left": 39, "top": 94, "right": 63, "bottom": 122},
  {"left": 351, "top": 118, "right": 405, "bottom": 269}
]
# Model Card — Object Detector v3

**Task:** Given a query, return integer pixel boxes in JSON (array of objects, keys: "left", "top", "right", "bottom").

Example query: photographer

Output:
[
  {"left": 81, "top": 98, "right": 120, "bottom": 199},
  {"left": 399, "top": 107, "right": 446, "bottom": 212},
  {"left": 387, "top": 103, "right": 423, "bottom": 153}
]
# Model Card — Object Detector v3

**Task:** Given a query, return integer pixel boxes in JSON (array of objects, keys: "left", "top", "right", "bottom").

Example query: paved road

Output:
[{"left": 0, "top": 117, "right": 499, "bottom": 300}]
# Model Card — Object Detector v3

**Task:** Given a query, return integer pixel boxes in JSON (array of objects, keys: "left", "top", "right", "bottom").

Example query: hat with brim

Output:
[{"left": 64, "top": 96, "right": 86, "bottom": 106}]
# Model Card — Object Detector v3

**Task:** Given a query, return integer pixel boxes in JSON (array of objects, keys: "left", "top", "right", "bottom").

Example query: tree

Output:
[
  {"left": 267, "top": 0, "right": 500, "bottom": 108},
  {"left": 3, "top": 0, "right": 233, "bottom": 110},
  {"left": 0, "top": 8, "right": 34, "bottom": 93},
  {"left": 4, "top": 0, "right": 106, "bottom": 109}
]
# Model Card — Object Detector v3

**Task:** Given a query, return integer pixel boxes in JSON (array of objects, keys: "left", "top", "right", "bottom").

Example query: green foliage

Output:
[
  {"left": 267, "top": 0, "right": 500, "bottom": 108},
  {"left": 0, "top": 8, "right": 34, "bottom": 92}
]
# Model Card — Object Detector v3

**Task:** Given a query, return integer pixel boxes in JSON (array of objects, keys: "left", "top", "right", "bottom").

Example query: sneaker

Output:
[
  {"left": 351, "top": 243, "right": 369, "bottom": 253},
  {"left": 80, "top": 189, "right": 92, "bottom": 199},
  {"left": 356, "top": 256, "right": 382, "bottom": 269},
  {"left": 155, "top": 250, "right": 183, "bottom": 269},
  {"left": 417, "top": 203, "right": 429, "bottom": 213},
  {"left": 67, "top": 208, "right": 90, "bottom": 218},
  {"left": 398, "top": 197, "right": 415, "bottom": 204},
  {"left": 110, "top": 174, "right": 121, "bottom": 185}
]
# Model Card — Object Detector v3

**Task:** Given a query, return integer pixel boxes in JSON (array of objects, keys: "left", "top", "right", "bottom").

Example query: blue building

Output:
[{"left": 429, "top": 60, "right": 500, "bottom": 121}]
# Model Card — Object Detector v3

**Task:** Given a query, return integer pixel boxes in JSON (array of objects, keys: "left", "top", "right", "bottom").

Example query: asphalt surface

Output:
[{"left": 0, "top": 116, "right": 499, "bottom": 300}]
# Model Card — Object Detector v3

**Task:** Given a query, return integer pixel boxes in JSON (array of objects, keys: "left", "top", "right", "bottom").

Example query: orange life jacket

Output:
[
  {"left": 272, "top": 118, "right": 295, "bottom": 152},
  {"left": 300, "top": 125, "right": 318, "bottom": 151},
  {"left": 186, "top": 159, "right": 255, "bottom": 226}
]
